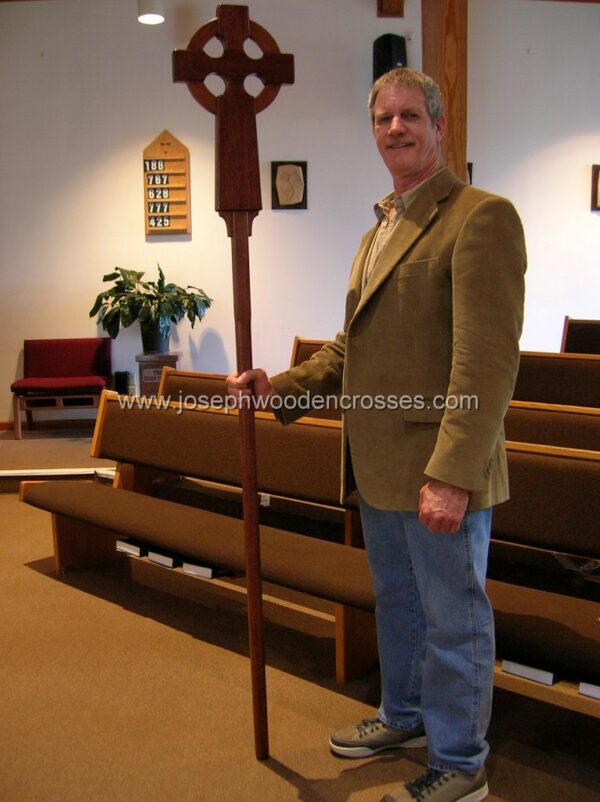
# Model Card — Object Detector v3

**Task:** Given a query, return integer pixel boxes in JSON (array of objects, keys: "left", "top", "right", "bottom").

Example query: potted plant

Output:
[{"left": 89, "top": 264, "right": 212, "bottom": 353}]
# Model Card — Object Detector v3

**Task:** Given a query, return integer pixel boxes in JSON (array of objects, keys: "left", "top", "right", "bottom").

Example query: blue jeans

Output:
[{"left": 359, "top": 497, "right": 495, "bottom": 774}]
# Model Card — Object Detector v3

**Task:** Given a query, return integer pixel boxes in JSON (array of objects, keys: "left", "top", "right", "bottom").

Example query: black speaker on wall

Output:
[{"left": 373, "top": 34, "right": 407, "bottom": 82}]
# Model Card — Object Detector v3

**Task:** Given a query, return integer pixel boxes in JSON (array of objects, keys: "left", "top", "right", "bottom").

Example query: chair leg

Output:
[{"left": 13, "top": 395, "right": 22, "bottom": 440}]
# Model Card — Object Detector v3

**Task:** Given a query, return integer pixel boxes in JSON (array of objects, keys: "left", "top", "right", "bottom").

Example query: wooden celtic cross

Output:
[{"left": 173, "top": 4, "right": 294, "bottom": 761}]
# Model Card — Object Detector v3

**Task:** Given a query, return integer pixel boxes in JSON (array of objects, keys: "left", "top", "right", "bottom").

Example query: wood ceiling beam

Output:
[
  {"left": 421, "top": 0, "right": 468, "bottom": 181},
  {"left": 377, "top": 0, "right": 404, "bottom": 15}
]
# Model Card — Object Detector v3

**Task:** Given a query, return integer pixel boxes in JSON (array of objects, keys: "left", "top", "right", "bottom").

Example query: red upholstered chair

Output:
[{"left": 11, "top": 338, "right": 112, "bottom": 439}]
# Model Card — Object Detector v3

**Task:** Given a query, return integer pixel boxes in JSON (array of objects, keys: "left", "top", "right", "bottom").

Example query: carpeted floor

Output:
[
  {"left": 0, "top": 427, "right": 114, "bottom": 471},
  {"left": 0, "top": 436, "right": 599, "bottom": 801}
]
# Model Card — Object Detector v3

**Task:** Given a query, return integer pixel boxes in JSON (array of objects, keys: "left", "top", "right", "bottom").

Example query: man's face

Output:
[{"left": 372, "top": 84, "right": 446, "bottom": 192}]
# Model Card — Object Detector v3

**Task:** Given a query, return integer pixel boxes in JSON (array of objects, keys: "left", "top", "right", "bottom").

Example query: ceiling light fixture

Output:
[{"left": 137, "top": 0, "right": 165, "bottom": 25}]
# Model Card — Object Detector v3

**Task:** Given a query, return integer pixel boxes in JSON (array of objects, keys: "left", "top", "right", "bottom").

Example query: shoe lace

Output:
[
  {"left": 406, "top": 769, "right": 450, "bottom": 800},
  {"left": 356, "top": 718, "right": 384, "bottom": 737}
]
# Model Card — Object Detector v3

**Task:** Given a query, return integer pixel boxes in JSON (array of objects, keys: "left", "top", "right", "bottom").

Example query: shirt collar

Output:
[{"left": 374, "top": 168, "right": 445, "bottom": 223}]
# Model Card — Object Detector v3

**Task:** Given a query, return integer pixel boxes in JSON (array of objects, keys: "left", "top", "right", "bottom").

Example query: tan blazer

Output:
[{"left": 272, "top": 168, "right": 527, "bottom": 510}]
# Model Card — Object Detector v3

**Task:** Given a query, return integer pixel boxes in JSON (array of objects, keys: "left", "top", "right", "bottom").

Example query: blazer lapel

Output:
[{"left": 348, "top": 168, "right": 459, "bottom": 328}]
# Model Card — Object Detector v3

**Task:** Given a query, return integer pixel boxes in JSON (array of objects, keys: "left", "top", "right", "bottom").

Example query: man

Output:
[{"left": 228, "top": 68, "right": 526, "bottom": 802}]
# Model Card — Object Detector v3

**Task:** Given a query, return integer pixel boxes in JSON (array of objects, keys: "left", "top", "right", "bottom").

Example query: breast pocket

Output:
[
  {"left": 396, "top": 256, "right": 450, "bottom": 317},
  {"left": 396, "top": 257, "right": 444, "bottom": 294}
]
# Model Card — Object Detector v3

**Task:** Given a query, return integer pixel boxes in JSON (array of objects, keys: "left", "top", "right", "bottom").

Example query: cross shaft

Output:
[{"left": 172, "top": 5, "right": 295, "bottom": 762}]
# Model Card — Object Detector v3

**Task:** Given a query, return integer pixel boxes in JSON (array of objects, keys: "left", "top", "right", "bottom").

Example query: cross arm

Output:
[{"left": 173, "top": 50, "right": 294, "bottom": 93}]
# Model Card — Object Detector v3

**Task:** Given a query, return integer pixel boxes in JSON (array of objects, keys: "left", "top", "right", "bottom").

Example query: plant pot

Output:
[{"left": 141, "top": 324, "right": 169, "bottom": 354}]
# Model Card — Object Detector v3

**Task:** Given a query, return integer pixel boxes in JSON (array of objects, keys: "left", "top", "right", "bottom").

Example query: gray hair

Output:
[{"left": 368, "top": 68, "right": 444, "bottom": 124}]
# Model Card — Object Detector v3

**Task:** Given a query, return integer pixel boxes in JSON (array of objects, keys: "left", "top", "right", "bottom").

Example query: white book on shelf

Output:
[
  {"left": 116, "top": 539, "right": 147, "bottom": 558},
  {"left": 95, "top": 468, "right": 117, "bottom": 481},
  {"left": 147, "top": 551, "right": 180, "bottom": 569},
  {"left": 182, "top": 561, "right": 229, "bottom": 579},
  {"left": 501, "top": 659, "right": 557, "bottom": 686},
  {"left": 578, "top": 682, "right": 600, "bottom": 700}
]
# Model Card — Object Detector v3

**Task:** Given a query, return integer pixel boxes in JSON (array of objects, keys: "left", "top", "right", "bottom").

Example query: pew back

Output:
[
  {"left": 498, "top": 441, "right": 600, "bottom": 558},
  {"left": 289, "top": 337, "right": 330, "bottom": 369},
  {"left": 158, "top": 368, "right": 227, "bottom": 405},
  {"left": 514, "top": 351, "right": 600, "bottom": 407},
  {"left": 504, "top": 402, "right": 600, "bottom": 451},
  {"left": 561, "top": 316, "right": 600, "bottom": 355},
  {"left": 290, "top": 342, "right": 600, "bottom": 436},
  {"left": 92, "top": 391, "right": 343, "bottom": 508}
]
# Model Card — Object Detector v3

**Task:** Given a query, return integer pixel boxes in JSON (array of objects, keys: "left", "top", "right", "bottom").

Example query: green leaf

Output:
[{"left": 90, "top": 264, "right": 212, "bottom": 341}]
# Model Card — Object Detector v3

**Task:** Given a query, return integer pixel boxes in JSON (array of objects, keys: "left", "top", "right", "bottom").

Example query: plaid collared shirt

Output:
[{"left": 361, "top": 174, "right": 439, "bottom": 291}]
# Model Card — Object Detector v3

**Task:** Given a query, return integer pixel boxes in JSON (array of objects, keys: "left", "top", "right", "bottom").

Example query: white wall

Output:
[
  {"left": 0, "top": 0, "right": 421, "bottom": 421},
  {"left": 0, "top": 0, "right": 598, "bottom": 424},
  {"left": 468, "top": 0, "right": 600, "bottom": 350}
]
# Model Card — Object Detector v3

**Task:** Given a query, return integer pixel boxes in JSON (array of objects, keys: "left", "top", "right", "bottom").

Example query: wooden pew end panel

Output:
[{"left": 52, "top": 514, "right": 121, "bottom": 575}]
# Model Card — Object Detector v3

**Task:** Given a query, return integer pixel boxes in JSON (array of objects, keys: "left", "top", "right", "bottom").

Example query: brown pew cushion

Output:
[{"left": 21, "top": 480, "right": 375, "bottom": 611}]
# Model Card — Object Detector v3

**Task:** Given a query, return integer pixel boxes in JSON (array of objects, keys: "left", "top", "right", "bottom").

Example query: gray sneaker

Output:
[
  {"left": 329, "top": 717, "right": 427, "bottom": 758},
  {"left": 381, "top": 767, "right": 488, "bottom": 802}
]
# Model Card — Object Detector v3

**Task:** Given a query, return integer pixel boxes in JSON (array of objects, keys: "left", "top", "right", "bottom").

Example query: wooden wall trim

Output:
[
  {"left": 377, "top": 0, "right": 405, "bottom": 15},
  {"left": 421, "top": 0, "right": 468, "bottom": 181}
]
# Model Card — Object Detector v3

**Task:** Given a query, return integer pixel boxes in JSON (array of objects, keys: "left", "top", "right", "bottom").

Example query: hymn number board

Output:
[{"left": 143, "top": 130, "right": 191, "bottom": 235}]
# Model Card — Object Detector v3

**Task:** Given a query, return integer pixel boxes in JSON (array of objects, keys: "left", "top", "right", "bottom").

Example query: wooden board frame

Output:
[{"left": 143, "top": 130, "right": 191, "bottom": 235}]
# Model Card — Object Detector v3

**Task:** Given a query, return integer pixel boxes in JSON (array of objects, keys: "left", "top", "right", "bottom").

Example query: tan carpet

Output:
[
  {"left": 0, "top": 428, "right": 114, "bottom": 472},
  {"left": 1, "top": 494, "right": 599, "bottom": 802}
]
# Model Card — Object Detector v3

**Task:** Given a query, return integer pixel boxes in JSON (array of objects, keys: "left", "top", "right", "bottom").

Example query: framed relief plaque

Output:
[
  {"left": 271, "top": 161, "right": 307, "bottom": 210},
  {"left": 143, "top": 130, "right": 191, "bottom": 235}
]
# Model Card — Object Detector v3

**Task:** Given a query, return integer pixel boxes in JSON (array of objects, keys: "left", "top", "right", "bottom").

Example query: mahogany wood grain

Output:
[
  {"left": 377, "top": 0, "right": 404, "bottom": 16},
  {"left": 421, "top": 0, "right": 468, "bottom": 181},
  {"left": 172, "top": 4, "right": 294, "bottom": 761}
]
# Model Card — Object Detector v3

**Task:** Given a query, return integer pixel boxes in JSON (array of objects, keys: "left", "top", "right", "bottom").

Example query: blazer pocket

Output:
[{"left": 397, "top": 257, "right": 442, "bottom": 281}]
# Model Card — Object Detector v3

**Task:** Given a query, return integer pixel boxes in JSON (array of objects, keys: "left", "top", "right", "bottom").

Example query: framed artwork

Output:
[
  {"left": 591, "top": 165, "right": 600, "bottom": 212},
  {"left": 271, "top": 161, "right": 307, "bottom": 210}
]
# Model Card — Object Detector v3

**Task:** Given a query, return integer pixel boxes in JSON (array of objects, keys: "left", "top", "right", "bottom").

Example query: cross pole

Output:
[{"left": 173, "top": 4, "right": 294, "bottom": 761}]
